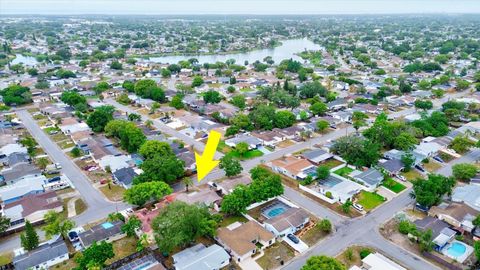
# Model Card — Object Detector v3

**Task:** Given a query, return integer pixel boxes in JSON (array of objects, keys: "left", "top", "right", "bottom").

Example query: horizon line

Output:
[{"left": 2, "top": 12, "right": 480, "bottom": 16}]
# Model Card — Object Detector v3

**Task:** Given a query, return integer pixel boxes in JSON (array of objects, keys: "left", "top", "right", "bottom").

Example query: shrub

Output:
[{"left": 359, "top": 248, "right": 372, "bottom": 259}]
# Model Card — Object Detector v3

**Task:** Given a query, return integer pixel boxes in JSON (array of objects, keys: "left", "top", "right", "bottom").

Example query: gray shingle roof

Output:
[
  {"left": 355, "top": 168, "right": 383, "bottom": 186},
  {"left": 79, "top": 220, "right": 124, "bottom": 247},
  {"left": 13, "top": 239, "right": 68, "bottom": 270}
]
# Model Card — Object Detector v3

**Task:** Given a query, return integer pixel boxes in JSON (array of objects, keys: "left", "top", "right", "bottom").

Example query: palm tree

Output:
[
  {"left": 145, "top": 120, "right": 153, "bottom": 129},
  {"left": 182, "top": 177, "right": 193, "bottom": 192}
]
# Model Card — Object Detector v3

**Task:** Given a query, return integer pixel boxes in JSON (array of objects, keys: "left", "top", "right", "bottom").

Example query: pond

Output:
[
  {"left": 11, "top": 54, "right": 38, "bottom": 66},
  {"left": 142, "top": 38, "right": 321, "bottom": 64}
]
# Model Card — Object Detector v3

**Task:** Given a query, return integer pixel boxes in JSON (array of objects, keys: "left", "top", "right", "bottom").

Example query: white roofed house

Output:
[
  {"left": 224, "top": 134, "right": 262, "bottom": 150},
  {"left": 264, "top": 207, "right": 310, "bottom": 237},
  {"left": 13, "top": 238, "right": 69, "bottom": 270},
  {"left": 172, "top": 244, "right": 230, "bottom": 270}
]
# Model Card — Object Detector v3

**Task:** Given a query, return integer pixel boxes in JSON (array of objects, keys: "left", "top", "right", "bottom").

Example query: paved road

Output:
[
  {"left": 0, "top": 111, "right": 130, "bottom": 253},
  {"left": 283, "top": 189, "right": 439, "bottom": 270},
  {"left": 436, "top": 148, "right": 480, "bottom": 177}
]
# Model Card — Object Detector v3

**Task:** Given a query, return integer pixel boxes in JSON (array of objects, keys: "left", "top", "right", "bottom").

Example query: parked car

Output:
[
  {"left": 87, "top": 166, "right": 98, "bottom": 172},
  {"left": 287, "top": 234, "right": 300, "bottom": 244},
  {"left": 54, "top": 163, "right": 62, "bottom": 169},
  {"left": 68, "top": 231, "right": 79, "bottom": 242},
  {"left": 433, "top": 156, "right": 444, "bottom": 163},
  {"left": 47, "top": 176, "right": 61, "bottom": 183},
  {"left": 49, "top": 130, "right": 58, "bottom": 135},
  {"left": 353, "top": 203, "right": 364, "bottom": 212},
  {"left": 396, "top": 175, "right": 407, "bottom": 182},
  {"left": 415, "top": 165, "right": 426, "bottom": 172}
]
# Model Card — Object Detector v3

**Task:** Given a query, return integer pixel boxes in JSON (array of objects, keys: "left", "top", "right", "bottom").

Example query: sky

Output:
[{"left": 1, "top": 0, "right": 479, "bottom": 15}]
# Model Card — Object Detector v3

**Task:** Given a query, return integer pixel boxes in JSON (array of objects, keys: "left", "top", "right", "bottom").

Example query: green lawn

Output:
[
  {"left": 401, "top": 170, "right": 424, "bottom": 182},
  {"left": 382, "top": 178, "right": 406, "bottom": 193},
  {"left": 356, "top": 191, "right": 385, "bottom": 210},
  {"left": 225, "top": 149, "right": 263, "bottom": 160},
  {"left": 333, "top": 166, "right": 354, "bottom": 177},
  {"left": 219, "top": 215, "right": 249, "bottom": 227},
  {"left": 320, "top": 158, "right": 344, "bottom": 169}
]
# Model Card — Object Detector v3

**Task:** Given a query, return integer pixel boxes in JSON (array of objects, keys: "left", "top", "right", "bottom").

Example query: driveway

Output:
[{"left": 283, "top": 236, "right": 309, "bottom": 253}]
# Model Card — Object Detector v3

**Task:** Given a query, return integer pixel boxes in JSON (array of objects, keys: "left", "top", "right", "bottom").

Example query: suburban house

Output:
[
  {"left": 0, "top": 175, "right": 46, "bottom": 205},
  {"left": 251, "top": 130, "right": 285, "bottom": 147},
  {"left": 2, "top": 191, "right": 63, "bottom": 229},
  {"left": 353, "top": 168, "right": 384, "bottom": 191},
  {"left": 210, "top": 175, "right": 252, "bottom": 195},
  {"left": 429, "top": 202, "right": 480, "bottom": 233},
  {"left": 13, "top": 238, "right": 69, "bottom": 270},
  {"left": 414, "top": 216, "right": 454, "bottom": 251},
  {"left": 271, "top": 156, "right": 316, "bottom": 181},
  {"left": 172, "top": 243, "right": 230, "bottom": 270},
  {"left": 225, "top": 134, "right": 263, "bottom": 150},
  {"left": 317, "top": 174, "right": 365, "bottom": 203},
  {"left": 98, "top": 155, "right": 132, "bottom": 173},
  {"left": 78, "top": 220, "right": 126, "bottom": 248},
  {"left": 349, "top": 252, "right": 406, "bottom": 270},
  {"left": 0, "top": 163, "right": 42, "bottom": 185},
  {"left": 378, "top": 159, "right": 404, "bottom": 176},
  {"left": 452, "top": 184, "right": 480, "bottom": 212},
  {"left": 113, "top": 167, "right": 140, "bottom": 189},
  {"left": 384, "top": 149, "right": 426, "bottom": 167},
  {"left": 302, "top": 148, "right": 333, "bottom": 165},
  {"left": 174, "top": 189, "right": 222, "bottom": 210},
  {"left": 263, "top": 207, "right": 309, "bottom": 237},
  {"left": 216, "top": 220, "right": 275, "bottom": 262}
]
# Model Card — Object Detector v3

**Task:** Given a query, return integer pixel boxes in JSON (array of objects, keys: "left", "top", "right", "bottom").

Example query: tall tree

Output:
[
  {"left": 43, "top": 210, "right": 75, "bottom": 239},
  {"left": 124, "top": 181, "right": 173, "bottom": 206},
  {"left": 301, "top": 255, "right": 346, "bottom": 270},
  {"left": 20, "top": 221, "right": 39, "bottom": 251},
  {"left": 219, "top": 156, "right": 243, "bottom": 177}
]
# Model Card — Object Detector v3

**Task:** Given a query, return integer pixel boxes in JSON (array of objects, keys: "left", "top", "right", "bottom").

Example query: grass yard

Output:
[
  {"left": 335, "top": 246, "right": 372, "bottom": 269},
  {"left": 59, "top": 140, "right": 76, "bottom": 149},
  {"left": 75, "top": 199, "right": 87, "bottom": 215},
  {"left": 401, "top": 170, "right": 424, "bottom": 182},
  {"left": 299, "top": 224, "right": 327, "bottom": 246},
  {"left": 277, "top": 140, "right": 296, "bottom": 148},
  {"left": 225, "top": 149, "right": 263, "bottom": 160},
  {"left": 356, "top": 191, "right": 385, "bottom": 211},
  {"left": 106, "top": 237, "right": 138, "bottom": 264},
  {"left": 333, "top": 166, "right": 354, "bottom": 177},
  {"left": 439, "top": 152, "right": 455, "bottom": 163},
  {"left": 99, "top": 184, "right": 126, "bottom": 201},
  {"left": 320, "top": 158, "right": 344, "bottom": 169},
  {"left": 256, "top": 242, "right": 295, "bottom": 270},
  {"left": 423, "top": 160, "right": 442, "bottom": 173},
  {"left": 217, "top": 140, "right": 232, "bottom": 154},
  {"left": 50, "top": 132, "right": 69, "bottom": 142},
  {"left": 0, "top": 252, "right": 12, "bottom": 266},
  {"left": 219, "top": 215, "right": 248, "bottom": 227},
  {"left": 382, "top": 178, "right": 406, "bottom": 193},
  {"left": 54, "top": 257, "right": 78, "bottom": 270}
]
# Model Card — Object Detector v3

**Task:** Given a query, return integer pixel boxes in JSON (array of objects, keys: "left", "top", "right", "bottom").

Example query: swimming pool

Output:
[
  {"left": 446, "top": 242, "right": 467, "bottom": 258},
  {"left": 262, "top": 201, "right": 290, "bottom": 219},
  {"left": 101, "top": 222, "right": 114, "bottom": 229},
  {"left": 267, "top": 207, "right": 286, "bottom": 218}
]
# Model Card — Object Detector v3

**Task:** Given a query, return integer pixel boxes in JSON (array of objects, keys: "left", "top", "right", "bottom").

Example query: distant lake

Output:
[
  {"left": 143, "top": 38, "right": 321, "bottom": 65},
  {"left": 11, "top": 54, "right": 38, "bottom": 66}
]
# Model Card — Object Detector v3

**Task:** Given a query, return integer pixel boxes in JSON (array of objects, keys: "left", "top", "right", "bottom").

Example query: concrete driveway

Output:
[{"left": 283, "top": 236, "right": 309, "bottom": 253}]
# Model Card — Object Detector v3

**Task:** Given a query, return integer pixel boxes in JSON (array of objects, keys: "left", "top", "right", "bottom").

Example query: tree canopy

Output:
[
  {"left": 124, "top": 181, "right": 172, "bottom": 206},
  {"left": 152, "top": 201, "right": 219, "bottom": 253}
]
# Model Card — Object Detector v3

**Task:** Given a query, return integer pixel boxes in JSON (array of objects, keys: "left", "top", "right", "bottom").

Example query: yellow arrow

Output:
[{"left": 195, "top": 130, "right": 221, "bottom": 182}]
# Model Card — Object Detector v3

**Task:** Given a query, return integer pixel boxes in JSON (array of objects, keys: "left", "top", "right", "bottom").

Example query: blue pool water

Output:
[
  {"left": 101, "top": 222, "right": 114, "bottom": 229},
  {"left": 446, "top": 242, "right": 467, "bottom": 258},
  {"left": 267, "top": 207, "right": 286, "bottom": 218}
]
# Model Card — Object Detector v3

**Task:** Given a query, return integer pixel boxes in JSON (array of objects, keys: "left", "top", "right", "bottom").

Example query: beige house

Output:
[{"left": 216, "top": 220, "right": 275, "bottom": 262}]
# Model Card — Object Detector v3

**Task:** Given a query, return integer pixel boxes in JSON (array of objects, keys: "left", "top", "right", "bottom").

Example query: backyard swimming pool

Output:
[
  {"left": 446, "top": 242, "right": 466, "bottom": 258},
  {"left": 262, "top": 200, "right": 291, "bottom": 219},
  {"left": 442, "top": 240, "right": 473, "bottom": 263}
]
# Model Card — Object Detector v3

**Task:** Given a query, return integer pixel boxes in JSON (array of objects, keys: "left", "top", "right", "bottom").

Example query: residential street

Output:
[{"left": 0, "top": 111, "right": 130, "bottom": 253}]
